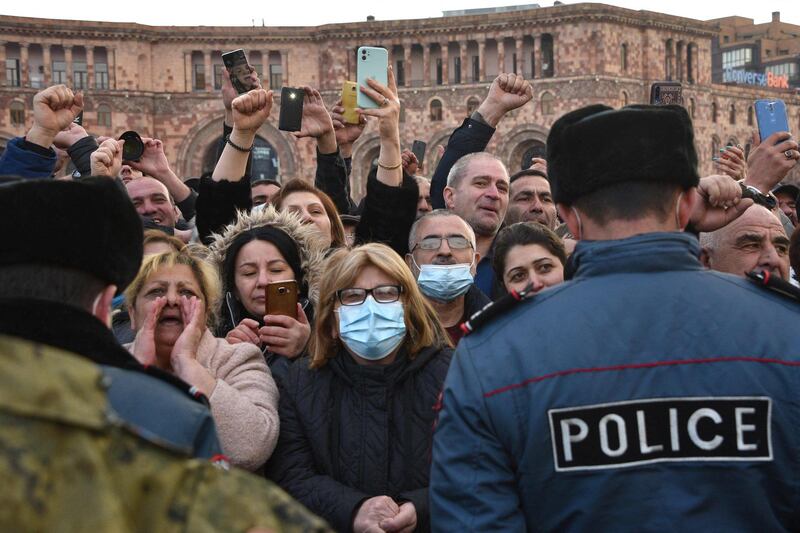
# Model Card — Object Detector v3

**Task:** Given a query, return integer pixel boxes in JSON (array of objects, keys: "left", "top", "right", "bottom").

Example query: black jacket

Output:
[{"left": 265, "top": 344, "right": 453, "bottom": 532}]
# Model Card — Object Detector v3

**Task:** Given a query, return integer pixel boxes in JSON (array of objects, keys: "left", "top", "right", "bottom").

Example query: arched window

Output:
[
  {"left": 729, "top": 103, "right": 736, "bottom": 125},
  {"left": 620, "top": 91, "right": 629, "bottom": 107},
  {"left": 10, "top": 101, "right": 25, "bottom": 127},
  {"left": 466, "top": 96, "right": 480, "bottom": 116},
  {"left": 521, "top": 142, "right": 547, "bottom": 170},
  {"left": 97, "top": 104, "right": 112, "bottom": 128},
  {"left": 429, "top": 99, "right": 443, "bottom": 122},
  {"left": 686, "top": 43, "right": 695, "bottom": 84},
  {"left": 747, "top": 106, "right": 754, "bottom": 126},
  {"left": 711, "top": 136, "right": 720, "bottom": 157},
  {"left": 689, "top": 98, "right": 696, "bottom": 119},
  {"left": 541, "top": 92, "right": 555, "bottom": 115},
  {"left": 711, "top": 102, "right": 718, "bottom": 123},
  {"left": 621, "top": 43, "right": 628, "bottom": 73}
]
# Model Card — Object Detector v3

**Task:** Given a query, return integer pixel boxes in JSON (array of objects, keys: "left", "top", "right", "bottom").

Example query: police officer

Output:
[{"left": 430, "top": 104, "right": 800, "bottom": 530}]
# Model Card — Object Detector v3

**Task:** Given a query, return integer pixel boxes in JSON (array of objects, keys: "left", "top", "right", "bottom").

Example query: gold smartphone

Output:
[
  {"left": 266, "top": 280, "right": 298, "bottom": 319},
  {"left": 342, "top": 80, "right": 360, "bottom": 124}
]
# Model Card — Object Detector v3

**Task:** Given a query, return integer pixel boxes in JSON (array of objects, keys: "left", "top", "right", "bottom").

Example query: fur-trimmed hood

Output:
[{"left": 207, "top": 206, "right": 328, "bottom": 312}]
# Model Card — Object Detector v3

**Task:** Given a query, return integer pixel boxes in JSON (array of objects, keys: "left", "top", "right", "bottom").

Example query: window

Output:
[
  {"left": 729, "top": 103, "right": 736, "bottom": 125},
  {"left": 395, "top": 60, "right": 405, "bottom": 86},
  {"left": 95, "top": 63, "right": 108, "bottom": 89},
  {"left": 541, "top": 92, "right": 555, "bottom": 115},
  {"left": 453, "top": 56, "right": 461, "bottom": 84},
  {"left": 193, "top": 64, "right": 205, "bottom": 90},
  {"left": 466, "top": 96, "right": 480, "bottom": 116},
  {"left": 541, "top": 34, "right": 554, "bottom": 78},
  {"left": 73, "top": 61, "right": 88, "bottom": 90},
  {"left": 686, "top": 44, "right": 695, "bottom": 84},
  {"left": 689, "top": 98, "right": 696, "bottom": 119},
  {"left": 723, "top": 35, "right": 730, "bottom": 44},
  {"left": 213, "top": 64, "right": 224, "bottom": 90},
  {"left": 722, "top": 48, "right": 752, "bottom": 69},
  {"left": 747, "top": 106, "right": 754, "bottom": 126},
  {"left": 254, "top": 63, "right": 263, "bottom": 82},
  {"left": 269, "top": 64, "right": 282, "bottom": 90},
  {"left": 711, "top": 136, "right": 720, "bottom": 156},
  {"left": 765, "top": 62, "right": 798, "bottom": 81},
  {"left": 10, "top": 101, "right": 25, "bottom": 126},
  {"left": 779, "top": 49, "right": 789, "bottom": 56},
  {"left": 436, "top": 58, "right": 443, "bottom": 85},
  {"left": 52, "top": 61, "right": 66, "bottom": 84},
  {"left": 512, "top": 53, "right": 517, "bottom": 75},
  {"left": 621, "top": 91, "right": 629, "bottom": 107},
  {"left": 430, "top": 99, "right": 443, "bottom": 121},
  {"left": 665, "top": 39, "right": 674, "bottom": 80},
  {"left": 6, "top": 58, "right": 20, "bottom": 87},
  {"left": 96, "top": 104, "right": 111, "bottom": 127},
  {"left": 472, "top": 55, "right": 479, "bottom": 82},
  {"left": 711, "top": 102, "right": 718, "bottom": 123},
  {"left": 621, "top": 43, "right": 628, "bottom": 73}
]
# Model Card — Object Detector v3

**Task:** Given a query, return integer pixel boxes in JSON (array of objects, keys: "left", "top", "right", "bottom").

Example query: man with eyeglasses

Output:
[{"left": 406, "top": 210, "right": 489, "bottom": 345}]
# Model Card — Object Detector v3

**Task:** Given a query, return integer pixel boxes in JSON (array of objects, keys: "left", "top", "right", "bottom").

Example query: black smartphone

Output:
[
  {"left": 649, "top": 82, "right": 683, "bottom": 106},
  {"left": 222, "top": 49, "right": 258, "bottom": 94},
  {"left": 411, "top": 140, "right": 427, "bottom": 165},
  {"left": 73, "top": 111, "right": 83, "bottom": 126},
  {"left": 279, "top": 87, "right": 304, "bottom": 132}
]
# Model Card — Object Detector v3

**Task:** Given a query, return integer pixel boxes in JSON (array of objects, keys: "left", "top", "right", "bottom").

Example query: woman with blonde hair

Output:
[
  {"left": 124, "top": 249, "right": 279, "bottom": 472},
  {"left": 265, "top": 242, "right": 452, "bottom": 533}
]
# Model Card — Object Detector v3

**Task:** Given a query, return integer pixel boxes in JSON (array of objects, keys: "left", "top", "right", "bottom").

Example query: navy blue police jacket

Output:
[{"left": 430, "top": 232, "right": 800, "bottom": 531}]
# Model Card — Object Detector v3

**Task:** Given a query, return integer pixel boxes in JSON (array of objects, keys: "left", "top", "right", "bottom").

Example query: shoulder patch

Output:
[
  {"left": 460, "top": 284, "right": 537, "bottom": 336},
  {"left": 746, "top": 270, "right": 800, "bottom": 303}
]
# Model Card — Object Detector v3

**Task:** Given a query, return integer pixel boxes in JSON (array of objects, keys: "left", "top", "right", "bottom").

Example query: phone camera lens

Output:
[{"left": 279, "top": 288, "right": 287, "bottom": 294}]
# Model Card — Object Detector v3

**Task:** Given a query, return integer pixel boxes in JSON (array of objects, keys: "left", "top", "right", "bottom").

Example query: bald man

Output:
[{"left": 700, "top": 204, "right": 790, "bottom": 280}]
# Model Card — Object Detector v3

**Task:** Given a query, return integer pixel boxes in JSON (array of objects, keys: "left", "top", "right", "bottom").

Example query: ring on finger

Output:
[{"left": 785, "top": 150, "right": 795, "bottom": 160}]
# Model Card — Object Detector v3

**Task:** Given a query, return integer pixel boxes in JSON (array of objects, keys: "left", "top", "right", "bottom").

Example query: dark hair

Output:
[
  {"left": 493, "top": 222, "right": 567, "bottom": 281},
  {"left": 274, "top": 179, "right": 346, "bottom": 248},
  {"left": 573, "top": 181, "right": 680, "bottom": 225},
  {"left": 790, "top": 226, "right": 800, "bottom": 279},
  {"left": 0, "top": 264, "right": 105, "bottom": 310},
  {"left": 510, "top": 168, "right": 548, "bottom": 184},
  {"left": 251, "top": 178, "right": 282, "bottom": 189}
]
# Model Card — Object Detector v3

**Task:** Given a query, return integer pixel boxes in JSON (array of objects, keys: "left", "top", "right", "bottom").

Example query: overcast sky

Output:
[{"left": 2, "top": 0, "right": 799, "bottom": 27}]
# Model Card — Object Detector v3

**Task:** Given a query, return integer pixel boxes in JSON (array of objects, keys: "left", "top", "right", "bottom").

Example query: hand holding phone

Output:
[
  {"left": 649, "top": 82, "right": 682, "bottom": 106},
  {"left": 266, "top": 280, "right": 298, "bottom": 319},
  {"left": 341, "top": 81, "right": 360, "bottom": 124},
  {"left": 279, "top": 87, "right": 304, "bottom": 132},
  {"left": 411, "top": 140, "right": 427, "bottom": 166},
  {"left": 356, "top": 47, "right": 389, "bottom": 109},
  {"left": 754, "top": 99, "right": 790, "bottom": 144}
]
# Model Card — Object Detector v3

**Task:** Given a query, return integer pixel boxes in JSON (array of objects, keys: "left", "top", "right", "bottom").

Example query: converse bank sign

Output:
[{"left": 724, "top": 67, "right": 790, "bottom": 89}]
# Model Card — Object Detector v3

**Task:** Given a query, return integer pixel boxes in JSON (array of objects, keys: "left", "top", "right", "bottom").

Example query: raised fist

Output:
[
  {"left": 90, "top": 138, "right": 124, "bottom": 178},
  {"left": 477, "top": 73, "right": 533, "bottom": 127},
  {"left": 32, "top": 85, "right": 83, "bottom": 138},
  {"left": 231, "top": 88, "right": 273, "bottom": 135}
]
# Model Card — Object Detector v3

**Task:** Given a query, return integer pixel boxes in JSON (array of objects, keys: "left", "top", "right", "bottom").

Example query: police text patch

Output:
[{"left": 548, "top": 397, "right": 772, "bottom": 472}]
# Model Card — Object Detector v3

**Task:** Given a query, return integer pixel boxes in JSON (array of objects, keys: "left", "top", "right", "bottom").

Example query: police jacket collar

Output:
[{"left": 568, "top": 232, "right": 702, "bottom": 280}]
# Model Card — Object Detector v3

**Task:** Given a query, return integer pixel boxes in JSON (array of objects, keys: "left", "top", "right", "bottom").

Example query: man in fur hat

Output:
[{"left": 431, "top": 104, "right": 800, "bottom": 530}]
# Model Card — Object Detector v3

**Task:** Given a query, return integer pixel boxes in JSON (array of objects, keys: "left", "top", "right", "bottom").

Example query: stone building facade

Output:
[{"left": 1, "top": 3, "right": 799, "bottom": 197}]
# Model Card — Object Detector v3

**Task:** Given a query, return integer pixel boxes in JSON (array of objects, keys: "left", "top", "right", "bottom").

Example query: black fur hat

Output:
[
  {"left": 547, "top": 104, "right": 700, "bottom": 205},
  {"left": 0, "top": 177, "right": 143, "bottom": 290}
]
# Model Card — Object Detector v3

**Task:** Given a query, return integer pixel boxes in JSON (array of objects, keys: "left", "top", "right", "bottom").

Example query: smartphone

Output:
[
  {"left": 754, "top": 99, "right": 790, "bottom": 144},
  {"left": 356, "top": 46, "right": 388, "bottom": 109},
  {"left": 411, "top": 140, "right": 427, "bottom": 166},
  {"left": 649, "top": 81, "right": 682, "bottom": 106},
  {"left": 73, "top": 110, "right": 83, "bottom": 126},
  {"left": 222, "top": 49, "right": 258, "bottom": 94},
  {"left": 279, "top": 87, "right": 304, "bottom": 132},
  {"left": 266, "top": 280, "right": 298, "bottom": 319},
  {"left": 341, "top": 80, "right": 360, "bottom": 124}
]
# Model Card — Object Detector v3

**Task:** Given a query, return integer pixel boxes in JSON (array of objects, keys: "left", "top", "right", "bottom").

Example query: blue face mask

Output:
[
  {"left": 337, "top": 296, "right": 407, "bottom": 361},
  {"left": 413, "top": 257, "right": 474, "bottom": 302}
]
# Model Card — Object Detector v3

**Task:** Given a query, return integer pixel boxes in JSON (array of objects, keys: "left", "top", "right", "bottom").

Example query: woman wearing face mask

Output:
[
  {"left": 265, "top": 243, "right": 452, "bottom": 533},
  {"left": 124, "top": 249, "right": 279, "bottom": 472},
  {"left": 493, "top": 222, "right": 567, "bottom": 295},
  {"left": 209, "top": 206, "right": 326, "bottom": 383}
]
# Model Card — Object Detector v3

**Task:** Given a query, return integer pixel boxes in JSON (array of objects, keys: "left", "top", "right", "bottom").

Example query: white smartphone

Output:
[{"left": 356, "top": 46, "right": 389, "bottom": 109}]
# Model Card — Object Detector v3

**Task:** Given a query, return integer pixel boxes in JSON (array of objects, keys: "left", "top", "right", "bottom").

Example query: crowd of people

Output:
[{"left": 1, "top": 56, "right": 799, "bottom": 532}]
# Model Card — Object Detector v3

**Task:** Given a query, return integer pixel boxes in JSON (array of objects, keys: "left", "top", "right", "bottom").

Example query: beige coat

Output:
[{"left": 127, "top": 329, "right": 279, "bottom": 471}]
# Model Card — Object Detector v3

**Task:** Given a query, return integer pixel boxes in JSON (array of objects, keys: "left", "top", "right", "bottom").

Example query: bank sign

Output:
[{"left": 723, "top": 68, "right": 790, "bottom": 89}]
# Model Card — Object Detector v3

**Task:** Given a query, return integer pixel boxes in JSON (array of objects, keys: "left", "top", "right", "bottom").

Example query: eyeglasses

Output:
[
  {"left": 412, "top": 236, "right": 473, "bottom": 251},
  {"left": 336, "top": 285, "right": 403, "bottom": 306}
]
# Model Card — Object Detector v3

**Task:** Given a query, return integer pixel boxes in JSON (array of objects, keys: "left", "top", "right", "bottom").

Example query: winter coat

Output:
[
  {"left": 265, "top": 344, "right": 453, "bottom": 532},
  {"left": 127, "top": 329, "right": 279, "bottom": 471}
]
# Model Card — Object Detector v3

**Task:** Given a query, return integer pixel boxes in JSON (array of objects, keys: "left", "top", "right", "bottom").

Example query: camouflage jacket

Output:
[{"left": 0, "top": 335, "right": 332, "bottom": 533}]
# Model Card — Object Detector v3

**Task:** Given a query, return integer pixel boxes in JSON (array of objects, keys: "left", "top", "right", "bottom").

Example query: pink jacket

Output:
[{"left": 127, "top": 329, "right": 279, "bottom": 471}]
